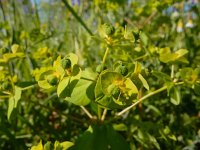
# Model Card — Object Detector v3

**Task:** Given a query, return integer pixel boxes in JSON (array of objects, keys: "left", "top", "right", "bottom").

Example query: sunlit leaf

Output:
[
  {"left": 170, "top": 87, "right": 181, "bottom": 105},
  {"left": 138, "top": 74, "right": 149, "bottom": 90},
  {"left": 11, "top": 44, "right": 20, "bottom": 53},
  {"left": 65, "top": 68, "right": 97, "bottom": 106},
  {"left": 31, "top": 140, "right": 43, "bottom": 150},
  {"left": 57, "top": 77, "right": 70, "bottom": 97}
]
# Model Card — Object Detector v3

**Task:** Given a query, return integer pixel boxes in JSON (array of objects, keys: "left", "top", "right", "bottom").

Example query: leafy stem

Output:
[
  {"left": 116, "top": 82, "right": 184, "bottom": 116},
  {"left": 97, "top": 47, "right": 110, "bottom": 120}
]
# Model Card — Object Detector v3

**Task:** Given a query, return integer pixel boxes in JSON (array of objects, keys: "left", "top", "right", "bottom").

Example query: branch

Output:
[
  {"left": 101, "top": 108, "right": 107, "bottom": 121},
  {"left": 80, "top": 106, "right": 94, "bottom": 119},
  {"left": 116, "top": 82, "right": 184, "bottom": 117},
  {"left": 140, "top": 11, "right": 157, "bottom": 29},
  {"left": 116, "top": 85, "right": 167, "bottom": 116},
  {"left": 61, "top": 0, "right": 93, "bottom": 36}
]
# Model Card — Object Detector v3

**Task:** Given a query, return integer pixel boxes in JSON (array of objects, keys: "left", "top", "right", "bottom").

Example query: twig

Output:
[
  {"left": 29, "top": 100, "right": 85, "bottom": 123},
  {"left": 116, "top": 85, "right": 167, "bottom": 116},
  {"left": 124, "top": 18, "right": 139, "bottom": 28},
  {"left": 0, "top": 0, "right": 6, "bottom": 21},
  {"left": 116, "top": 82, "right": 184, "bottom": 117},
  {"left": 80, "top": 106, "right": 94, "bottom": 119},
  {"left": 61, "top": 0, "right": 93, "bottom": 35},
  {"left": 140, "top": 11, "right": 157, "bottom": 28},
  {"left": 101, "top": 108, "right": 107, "bottom": 121}
]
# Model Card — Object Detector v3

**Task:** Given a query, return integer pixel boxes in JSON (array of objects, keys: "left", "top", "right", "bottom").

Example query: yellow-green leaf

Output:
[
  {"left": 31, "top": 140, "right": 43, "bottom": 150},
  {"left": 138, "top": 74, "right": 149, "bottom": 90}
]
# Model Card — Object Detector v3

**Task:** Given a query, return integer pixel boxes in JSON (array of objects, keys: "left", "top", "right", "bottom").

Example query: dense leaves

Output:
[{"left": 0, "top": 0, "right": 199, "bottom": 150}]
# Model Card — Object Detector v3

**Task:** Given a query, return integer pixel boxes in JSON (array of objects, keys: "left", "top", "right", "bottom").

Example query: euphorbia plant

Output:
[
  {"left": 0, "top": 22, "right": 199, "bottom": 149},
  {"left": 26, "top": 23, "right": 199, "bottom": 149},
  {"left": 0, "top": 0, "right": 199, "bottom": 149}
]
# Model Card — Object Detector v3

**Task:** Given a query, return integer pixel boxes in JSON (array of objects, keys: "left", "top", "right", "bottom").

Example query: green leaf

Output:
[
  {"left": 60, "top": 141, "right": 74, "bottom": 150},
  {"left": 147, "top": 133, "right": 160, "bottom": 150},
  {"left": 113, "top": 123, "right": 128, "bottom": 131},
  {"left": 64, "top": 53, "right": 78, "bottom": 69},
  {"left": 3, "top": 52, "right": 25, "bottom": 62},
  {"left": 180, "top": 68, "right": 199, "bottom": 84},
  {"left": 11, "top": 44, "right": 20, "bottom": 53},
  {"left": 69, "top": 125, "right": 130, "bottom": 150},
  {"left": 106, "top": 125, "right": 131, "bottom": 150},
  {"left": 159, "top": 53, "right": 176, "bottom": 63},
  {"left": 94, "top": 74, "right": 104, "bottom": 102},
  {"left": 95, "top": 71, "right": 138, "bottom": 109},
  {"left": 138, "top": 74, "right": 149, "bottom": 90},
  {"left": 32, "top": 67, "right": 54, "bottom": 81},
  {"left": 168, "top": 135, "right": 177, "bottom": 141},
  {"left": 7, "top": 97, "right": 15, "bottom": 120},
  {"left": 38, "top": 80, "right": 53, "bottom": 89},
  {"left": 44, "top": 141, "right": 52, "bottom": 150},
  {"left": 97, "top": 96, "right": 124, "bottom": 109},
  {"left": 14, "top": 86, "right": 22, "bottom": 108},
  {"left": 54, "top": 141, "right": 63, "bottom": 150},
  {"left": 133, "top": 62, "right": 142, "bottom": 75},
  {"left": 7, "top": 86, "right": 22, "bottom": 120},
  {"left": 124, "top": 78, "right": 138, "bottom": 95},
  {"left": 57, "top": 65, "right": 81, "bottom": 98},
  {"left": 152, "top": 71, "right": 172, "bottom": 82},
  {"left": 100, "top": 71, "right": 123, "bottom": 95},
  {"left": 53, "top": 56, "right": 65, "bottom": 79},
  {"left": 147, "top": 105, "right": 162, "bottom": 116},
  {"left": 140, "top": 31, "right": 148, "bottom": 46},
  {"left": 170, "top": 87, "right": 181, "bottom": 105},
  {"left": 159, "top": 48, "right": 188, "bottom": 64},
  {"left": 175, "top": 49, "right": 188, "bottom": 58},
  {"left": 158, "top": 47, "right": 171, "bottom": 54},
  {"left": 31, "top": 140, "right": 43, "bottom": 150},
  {"left": 65, "top": 68, "right": 97, "bottom": 106},
  {"left": 57, "top": 77, "right": 70, "bottom": 97},
  {"left": 16, "top": 81, "right": 36, "bottom": 90}
]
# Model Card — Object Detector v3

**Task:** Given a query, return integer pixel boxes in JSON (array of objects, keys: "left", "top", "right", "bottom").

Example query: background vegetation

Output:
[{"left": 0, "top": 0, "right": 199, "bottom": 149}]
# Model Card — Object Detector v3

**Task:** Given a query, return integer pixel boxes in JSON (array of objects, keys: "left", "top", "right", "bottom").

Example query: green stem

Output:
[
  {"left": 0, "top": 0, "right": 6, "bottom": 21},
  {"left": 171, "top": 64, "right": 175, "bottom": 79},
  {"left": 97, "top": 47, "right": 110, "bottom": 120},
  {"left": 62, "top": 0, "right": 93, "bottom": 35},
  {"left": 102, "top": 47, "right": 109, "bottom": 66},
  {"left": 97, "top": 105, "right": 102, "bottom": 120},
  {"left": 116, "top": 82, "right": 184, "bottom": 116},
  {"left": 34, "top": 0, "right": 41, "bottom": 27}
]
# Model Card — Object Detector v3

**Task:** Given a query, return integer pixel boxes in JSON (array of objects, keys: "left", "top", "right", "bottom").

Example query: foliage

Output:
[{"left": 0, "top": 0, "right": 200, "bottom": 149}]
